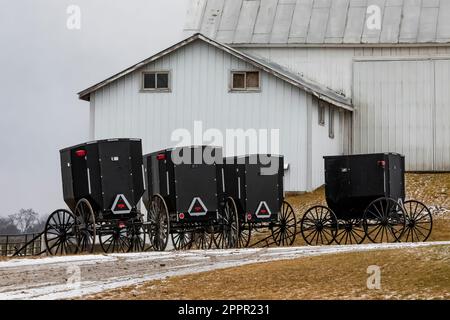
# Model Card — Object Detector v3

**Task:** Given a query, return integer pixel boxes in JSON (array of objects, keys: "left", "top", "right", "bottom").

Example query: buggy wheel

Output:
[
  {"left": 237, "top": 222, "right": 252, "bottom": 248},
  {"left": 213, "top": 197, "right": 239, "bottom": 249},
  {"left": 128, "top": 222, "right": 146, "bottom": 252},
  {"left": 300, "top": 206, "right": 337, "bottom": 246},
  {"left": 45, "top": 209, "right": 79, "bottom": 255},
  {"left": 74, "top": 199, "right": 96, "bottom": 253},
  {"left": 147, "top": 194, "right": 170, "bottom": 251},
  {"left": 363, "top": 198, "right": 406, "bottom": 243},
  {"left": 171, "top": 231, "right": 193, "bottom": 251},
  {"left": 335, "top": 219, "right": 366, "bottom": 245},
  {"left": 99, "top": 222, "right": 130, "bottom": 253},
  {"left": 402, "top": 200, "right": 433, "bottom": 242},
  {"left": 272, "top": 201, "right": 297, "bottom": 246},
  {"left": 194, "top": 227, "right": 214, "bottom": 250}
]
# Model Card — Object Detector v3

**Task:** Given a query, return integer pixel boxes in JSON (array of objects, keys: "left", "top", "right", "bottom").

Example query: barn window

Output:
[
  {"left": 231, "top": 71, "right": 260, "bottom": 91},
  {"left": 318, "top": 101, "right": 326, "bottom": 126},
  {"left": 142, "top": 72, "right": 170, "bottom": 91},
  {"left": 329, "top": 107, "right": 335, "bottom": 139}
]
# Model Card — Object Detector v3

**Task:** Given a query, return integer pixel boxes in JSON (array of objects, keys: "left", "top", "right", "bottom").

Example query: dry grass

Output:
[
  {"left": 89, "top": 245, "right": 450, "bottom": 300},
  {"left": 406, "top": 173, "right": 450, "bottom": 209}
]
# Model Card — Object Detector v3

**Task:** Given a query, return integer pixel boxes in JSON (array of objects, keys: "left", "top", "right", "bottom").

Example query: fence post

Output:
[{"left": 31, "top": 234, "right": 35, "bottom": 255}]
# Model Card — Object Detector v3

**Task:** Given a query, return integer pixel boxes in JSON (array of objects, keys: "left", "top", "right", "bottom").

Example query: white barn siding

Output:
[
  {"left": 435, "top": 59, "right": 450, "bottom": 171},
  {"left": 90, "top": 40, "right": 346, "bottom": 192},
  {"left": 309, "top": 99, "right": 350, "bottom": 189},
  {"left": 353, "top": 59, "right": 435, "bottom": 171},
  {"left": 243, "top": 46, "right": 450, "bottom": 171},
  {"left": 242, "top": 46, "right": 450, "bottom": 97},
  {"left": 353, "top": 58, "right": 450, "bottom": 171}
]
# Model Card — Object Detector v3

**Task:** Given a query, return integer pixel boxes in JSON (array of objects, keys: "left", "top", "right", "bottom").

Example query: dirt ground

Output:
[{"left": 91, "top": 245, "right": 450, "bottom": 300}]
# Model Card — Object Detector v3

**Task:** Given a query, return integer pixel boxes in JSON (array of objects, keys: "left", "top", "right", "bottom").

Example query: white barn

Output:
[
  {"left": 186, "top": 0, "right": 450, "bottom": 171},
  {"left": 79, "top": 34, "right": 353, "bottom": 192},
  {"left": 79, "top": 0, "right": 450, "bottom": 193}
]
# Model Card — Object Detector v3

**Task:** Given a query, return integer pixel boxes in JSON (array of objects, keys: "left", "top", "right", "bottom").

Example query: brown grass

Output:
[{"left": 89, "top": 245, "right": 450, "bottom": 300}]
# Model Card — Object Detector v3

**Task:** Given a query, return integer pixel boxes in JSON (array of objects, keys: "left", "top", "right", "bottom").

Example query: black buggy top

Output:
[
  {"left": 143, "top": 146, "right": 224, "bottom": 222},
  {"left": 60, "top": 138, "right": 145, "bottom": 218},
  {"left": 223, "top": 155, "right": 284, "bottom": 223},
  {"left": 324, "top": 153, "right": 405, "bottom": 219},
  {"left": 221, "top": 154, "right": 297, "bottom": 248}
]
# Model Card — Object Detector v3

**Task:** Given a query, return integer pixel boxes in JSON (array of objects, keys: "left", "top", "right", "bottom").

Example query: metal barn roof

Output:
[
  {"left": 184, "top": 0, "right": 450, "bottom": 46},
  {"left": 78, "top": 33, "right": 352, "bottom": 110}
]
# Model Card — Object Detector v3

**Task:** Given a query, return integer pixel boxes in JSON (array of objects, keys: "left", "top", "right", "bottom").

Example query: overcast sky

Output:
[{"left": 0, "top": 0, "right": 188, "bottom": 217}]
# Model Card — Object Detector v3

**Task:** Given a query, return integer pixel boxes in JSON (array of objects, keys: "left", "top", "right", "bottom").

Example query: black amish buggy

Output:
[
  {"left": 300, "top": 153, "right": 433, "bottom": 245},
  {"left": 43, "top": 139, "right": 146, "bottom": 255},
  {"left": 222, "top": 155, "right": 297, "bottom": 248},
  {"left": 143, "top": 146, "right": 239, "bottom": 251}
]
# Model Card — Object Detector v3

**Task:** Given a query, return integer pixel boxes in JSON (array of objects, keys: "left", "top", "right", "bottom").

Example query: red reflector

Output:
[
  {"left": 157, "top": 154, "right": 166, "bottom": 161},
  {"left": 194, "top": 206, "right": 202, "bottom": 212},
  {"left": 260, "top": 209, "right": 267, "bottom": 214},
  {"left": 378, "top": 160, "right": 386, "bottom": 168},
  {"left": 247, "top": 213, "right": 253, "bottom": 221},
  {"left": 179, "top": 213, "right": 185, "bottom": 220},
  {"left": 117, "top": 204, "right": 126, "bottom": 209},
  {"left": 75, "top": 150, "right": 87, "bottom": 158}
]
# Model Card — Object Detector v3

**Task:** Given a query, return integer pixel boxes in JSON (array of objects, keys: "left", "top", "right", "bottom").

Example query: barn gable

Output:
[
  {"left": 85, "top": 34, "right": 352, "bottom": 192},
  {"left": 78, "top": 33, "right": 352, "bottom": 110}
]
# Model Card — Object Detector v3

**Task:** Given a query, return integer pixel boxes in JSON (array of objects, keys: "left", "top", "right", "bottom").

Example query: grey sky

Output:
[{"left": 0, "top": 0, "right": 188, "bottom": 217}]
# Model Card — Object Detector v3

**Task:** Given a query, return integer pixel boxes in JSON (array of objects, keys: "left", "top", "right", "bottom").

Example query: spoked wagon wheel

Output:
[
  {"left": 213, "top": 197, "right": 239, "bottom": 249},
  {"left": 45, "top": 209, "right": 79, "bottom": 255},
  {"left": 237, "top": 222, "right": 252, "bottom": 248},
  {"left": 99, "top": 223, "right": 130, "bottom": 253},
  {"left": 402, "top": 200, "right": 433, "bottom": 242},
  {"left": 128, "top": 222, "right": 146, "bottom": 252},
  {"left": 334, "top": 219, "right": 366, "bottom": 245},
  {"left": 363, "top": 198, "right": 406, "bottom": 243},
  {"left": 272, "top": 201, "right": 297, "bottom": 246},
  {"left": 147, "top": 194, "right": 170, "bottom": 251},
  {"left": 171, "top": 231, "right": 193, "bottom": 250},
  {"left": 74, "top": 199, "right": 96, "bottom": 253},
  {"left": 193, "top": 226, "right": 214, "bottom": 250},
  {"left": 300, "top": 206, "right": 338, "bottom": 246}
]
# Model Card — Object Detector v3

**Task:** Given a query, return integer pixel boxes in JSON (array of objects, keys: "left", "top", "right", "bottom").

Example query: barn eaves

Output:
[{"left": 78, "top": 33, "right": 353, "bottom": 111}]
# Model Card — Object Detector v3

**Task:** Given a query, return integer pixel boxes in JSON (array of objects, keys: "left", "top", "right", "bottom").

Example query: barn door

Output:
[
  {"left": 353, "top": 60, "right": 435, "bottom": 171},
  {"left": 434, "top": 59, "right": 450, "bottom": 171}
]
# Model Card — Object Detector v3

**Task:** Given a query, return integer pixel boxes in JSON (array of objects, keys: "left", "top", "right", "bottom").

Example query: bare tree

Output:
[
  {"left": 8, "top": 209, "right": 40, "bottom": 234},
  {"left": 0, "top": 217, "right": 20, "bottom": 235}
]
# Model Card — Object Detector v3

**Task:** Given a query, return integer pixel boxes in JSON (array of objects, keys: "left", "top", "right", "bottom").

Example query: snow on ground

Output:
[{"left": 0, "top": 241, "right": 449, "bottom": 300}]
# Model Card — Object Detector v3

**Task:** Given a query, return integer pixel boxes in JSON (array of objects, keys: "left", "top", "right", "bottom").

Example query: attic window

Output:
[
  {"left": 231, "top": 71, "right": 260, "bottom": 91},
  {"left": 142, "top": 72, "right": 170, "bottom": 91}
]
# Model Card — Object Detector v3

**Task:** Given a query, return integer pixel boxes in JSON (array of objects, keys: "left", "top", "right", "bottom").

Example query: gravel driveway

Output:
[{"left": 1, "top": 241, "right": 449, "bottom": 300}]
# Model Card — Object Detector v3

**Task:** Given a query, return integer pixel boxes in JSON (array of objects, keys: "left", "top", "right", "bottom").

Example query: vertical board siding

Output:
[
  {"left": 92, "top": 40, "right": 349, "bottom": 192},
  {"left": 242, "top": 46, "right": 450, "bottom": 172},
  {"left": 243, "top": 46, "right": 450, "bottom": 97},
  {"left": 353, "top": 60, "right": 435, "bottom": 171},
  {"left": 310, "top": 99, "right": 347, "bottom": 188},
  {"left": 434, "top": 59, "right": 450, "bottom": 170}
]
